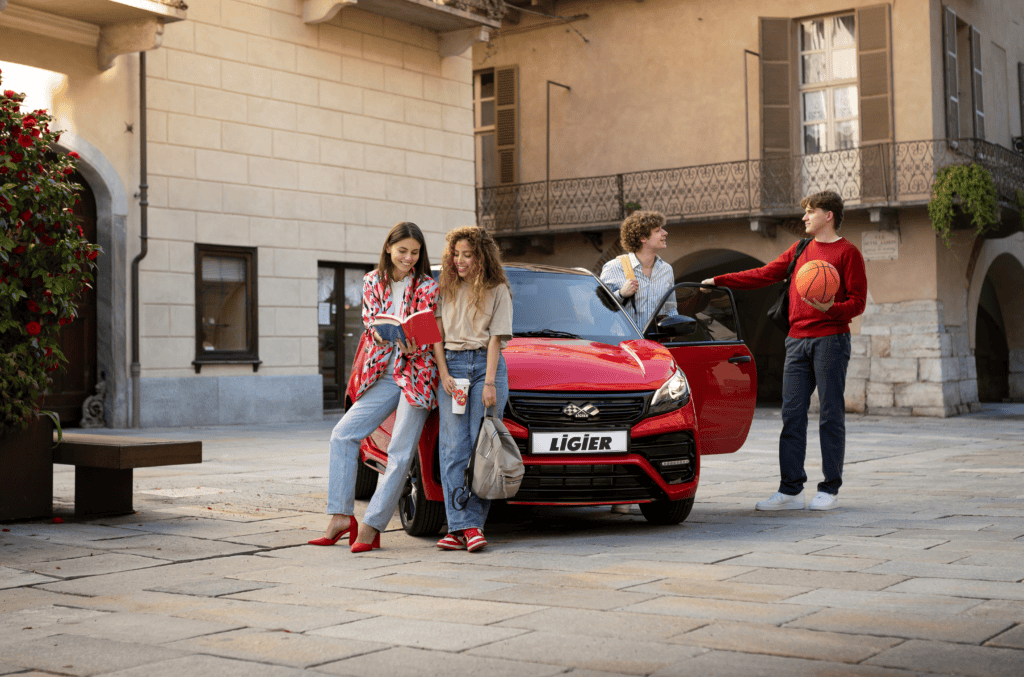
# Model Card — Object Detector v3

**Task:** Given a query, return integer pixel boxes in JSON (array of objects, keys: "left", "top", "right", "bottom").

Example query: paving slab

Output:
[
  {"left": 223, "top": 582, "right": 404, "bottom": 608},
  {"left": 728, "top": 568, "right": 907, "bottom": 591},
  {"left": 494, "top": 607, "right": 707, "bottom": 640},
  {"left": 467, "top": 631, "right": 706, "bottom": 675},
  {"left": 668, "top": 621, "right": 902, "bottom": 663},
  {"left": 310, "top": 615, "right": 528, "bottom": 651},
  {"left": 649, "top": 649, "right": 919, "bottom": 677},
  {"left": 148, "top": 578, "right": 278, "bottom": 598},
  {"left": 865, "top": 639, "right": 1024, "bottom": 677},
  {"left": 623, "top": 577, "right": 812, "bottom": 603},
  {"left": 81, "top": 533, "right": 260, "bottom": 562},
  {"left": 165, "top": 627, "right": 385, "bottom": 668},
  {"left": 862, "top": 560, "right": 1024, "bottom": 581},
  {"left": 474, "top": 583, "right": 658, "bottom": 610},
  {"left": 0, "top": 534, "right": 103, "bottom": 567},
  {"left": 964, "top": 599, "right": 1024, "bottom": 622},
  {"left": 350, "top": 595, "right": 544, "bottom": 625},
  {"left": 0, "top": 634, "right": 188, "bottom": 676},
  {"left": 0, "top": 566, "right": 59, "bottom": 589},
  {"left": 885, "top": 577, "right": 1024, "bottom": 601},
  {"left": 99, "top": 654, "right": 311, "bottom": 677},
  {"left": 172, "top": 597, "right": 371, "bottom": 632},
  {"left": 19, "top": 553, "right": 167, "bottom": 579},
  {"left": 57, "top": 611, "right": 241, "bottom": 644},
  {"left": 332, "top": 572, "right": 517, "bottom": 598},
  {"left": 780, "top": 588, "right": 983, "bottom": 615},
  {"left": 723, "top": 552, "right": 886, "bottom": 572},
  {"left": 591, "top": 559, "right": 757, "bottom": 580},
  {"left": 619, "top": 595, "right": 819, "bottom": 624},
  {"left": 986, "top": 623, "right": 1024, "bottom": 649},
  {"left": 315, "top": 646, "right": 567, "bottom": 677},
  {"left": 785, "top": 607, "right": 1014, "bottom": 643}
]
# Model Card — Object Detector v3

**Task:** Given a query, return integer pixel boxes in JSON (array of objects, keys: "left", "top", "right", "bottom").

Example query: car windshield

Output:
[{"left": 507, "top": 269, "right": 641, "bottom": 344}]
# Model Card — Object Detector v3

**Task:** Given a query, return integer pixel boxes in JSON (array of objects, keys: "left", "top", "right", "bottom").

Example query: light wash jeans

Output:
[
  {"left": 439, "top": 348, "right": 509, "bottom": 533},
  {"left": 326, "top": 371, "right": 430, "bottom": 533}
]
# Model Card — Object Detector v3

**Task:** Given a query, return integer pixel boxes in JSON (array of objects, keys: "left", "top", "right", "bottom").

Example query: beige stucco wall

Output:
[
  {"left": 476, "top": 0, "right": 942, "bottom": 184},
  {"left": 138, "top": 4, "right": 477, "bottom": 378}
]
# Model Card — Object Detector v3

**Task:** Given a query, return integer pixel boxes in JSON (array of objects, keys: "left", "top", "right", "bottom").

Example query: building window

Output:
[
  {"left": 799, "top": 14, "right": 858, "bottom": 153},
  {"left": 193, "top": 244, "right": 259, "bottom": 372},
  {"left": 474, "top": 69, "right": 498, "bottom": 186}
]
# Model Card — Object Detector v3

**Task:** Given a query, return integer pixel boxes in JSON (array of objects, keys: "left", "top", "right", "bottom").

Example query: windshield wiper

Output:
[{"left": 514, "top": 329, "right": 582, "bottom": 339}]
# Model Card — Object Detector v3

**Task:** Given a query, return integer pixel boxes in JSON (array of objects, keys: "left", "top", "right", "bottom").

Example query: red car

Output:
[{"left": 348, "top": 264, "right": 756, "bottom": 535}]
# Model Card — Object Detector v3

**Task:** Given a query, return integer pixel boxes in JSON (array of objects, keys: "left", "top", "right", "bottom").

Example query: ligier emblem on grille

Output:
[{"left": 563, "top": 403, "right": 599, "bottom": 419}]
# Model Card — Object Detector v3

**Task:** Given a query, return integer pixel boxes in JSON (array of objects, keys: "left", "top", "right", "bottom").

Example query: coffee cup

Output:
[{"left": 452, "top": 378, "right": 470, "bottom": 415}]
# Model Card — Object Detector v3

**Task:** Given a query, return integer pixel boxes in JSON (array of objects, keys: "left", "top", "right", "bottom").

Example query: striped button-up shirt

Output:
[{"left": 600, "top": 253, "right": 677, "bottom": 332}]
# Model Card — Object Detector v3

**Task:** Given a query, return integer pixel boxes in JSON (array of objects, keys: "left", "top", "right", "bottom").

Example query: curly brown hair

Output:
[
  {"left": 620, "top": 210, "right": 666, "bottom": 252},
  {"left": 439, "top": 226, "right": 509, "bottom": 312},
  {"left": 800, "top": 190, "right": 844, "bottom": 229}
]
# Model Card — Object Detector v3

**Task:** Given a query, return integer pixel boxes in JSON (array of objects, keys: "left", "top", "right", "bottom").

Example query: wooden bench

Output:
[{"left": 52, "top": 433, "right": 202, "bottom": 517}]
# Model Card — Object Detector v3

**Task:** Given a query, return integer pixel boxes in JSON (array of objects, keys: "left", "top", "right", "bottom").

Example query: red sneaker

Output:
[
  {"left": 463, "top": 528, "right": 487, "bottom": 552},
  {"left": 436, "top": 533, "right": 466, "bottom": 550}
]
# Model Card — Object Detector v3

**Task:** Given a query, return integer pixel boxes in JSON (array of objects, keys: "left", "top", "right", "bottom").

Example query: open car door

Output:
[{"left": 645, "top": 283, "right": 757, "bottom": 455}]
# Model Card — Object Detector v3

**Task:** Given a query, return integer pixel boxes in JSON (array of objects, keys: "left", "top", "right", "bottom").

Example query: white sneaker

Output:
[
  {"left": 755, "top": 490, "right": 805, "bottom": 511},
  {"left": 808, "top": 491, "right": 838, "bottom": 511}
]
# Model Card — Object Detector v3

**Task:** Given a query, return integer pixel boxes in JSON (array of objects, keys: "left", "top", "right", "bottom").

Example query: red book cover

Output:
[{"left": 372, "top": 308, "right": 441, "bottom": 345}]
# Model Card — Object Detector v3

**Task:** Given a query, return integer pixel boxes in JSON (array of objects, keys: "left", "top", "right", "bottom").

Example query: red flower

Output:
[
  {"left": 27, "top": 300, "right": 39, "bottom": 312},
  {"left": 16, "top": 170, "right": 27, "bottom": 181},
  {"left": 88, "top": 250, "right": 98, "bottom": 260},
  {"left": 26, "top": 321, "right": 41, "bottom": 335},
  {"left": 43, "top": 289, "right": 52, "bottom": 298},
  {"left": 11, "top": 152, "right": 23, "bottom": 162},
  {"left": 63, "top": 167, "right": 74, "bottom": 175},
  {"left": 45, "top": 347, "right": 53, "bottom": 357},
  {"left": 19, "top": 210, "right": 31, "bottom": 221},
  {"left": 13, "top": 246, "right": 26, "bottom": 254},
  {"left": 2, "top": 90, "right": 15, "bottom": 98},
  {"left": 17, "top": 135, "right": 32, "bottom": 148},
  {"left": 22, "top": 116, "right": 36, "bottom": 127},
  {"left": 58, "top": 317, "right": 68, "bottom": 325},
  {"left": 30, "top": 128, "right": 41, "bottom": 138},
  {"left": 68, "top": 151, "right": 79, "bottom": 159}
]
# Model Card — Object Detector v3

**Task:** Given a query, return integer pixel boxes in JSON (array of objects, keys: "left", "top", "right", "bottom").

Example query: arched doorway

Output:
[
  {"left": 974, "top": 253, "right": 1024, "bottom": 403},
  {"left": 674, "top": 249, "right": 787, "bottom": 402},
  {"left": 48, "top": 173, "right": 98, "bottom": 426}
]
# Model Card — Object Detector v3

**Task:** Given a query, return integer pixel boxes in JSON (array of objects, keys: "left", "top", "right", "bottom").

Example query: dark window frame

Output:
[{"left": 193, "top": 243, "right": 260, "bottom": 373}]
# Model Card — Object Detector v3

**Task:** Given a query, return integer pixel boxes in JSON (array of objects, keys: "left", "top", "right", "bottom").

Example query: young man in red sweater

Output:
[{"left": 703, "top": 190, "right": 867, "bottom": 511}]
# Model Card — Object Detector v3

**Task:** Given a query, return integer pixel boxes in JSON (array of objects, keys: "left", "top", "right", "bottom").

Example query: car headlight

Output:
[{"left": 649, "top": 368, "right": 690, "bottom": 415}]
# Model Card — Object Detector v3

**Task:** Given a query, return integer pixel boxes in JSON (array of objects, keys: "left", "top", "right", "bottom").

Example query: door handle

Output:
[{"left": 728, "top": 355, "right": 752, "bottom": 364}]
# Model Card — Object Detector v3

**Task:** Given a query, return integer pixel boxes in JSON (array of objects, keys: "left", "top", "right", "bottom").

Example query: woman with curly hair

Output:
[
  {"left": 309, "top": 222, "right": 440, "bottom": 553},
  {"left": 433, "top": 226, "right": 513, "bottom": 552}
]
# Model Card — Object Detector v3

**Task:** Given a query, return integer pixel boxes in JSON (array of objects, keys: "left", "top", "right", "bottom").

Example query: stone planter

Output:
[{"left": 0, "top": 416, "right": 53, "bottom": 521}]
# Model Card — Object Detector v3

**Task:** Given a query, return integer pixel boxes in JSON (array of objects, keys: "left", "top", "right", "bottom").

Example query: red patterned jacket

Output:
[{"left": 352, "top": 269, "right": 440, "bottom": 409}]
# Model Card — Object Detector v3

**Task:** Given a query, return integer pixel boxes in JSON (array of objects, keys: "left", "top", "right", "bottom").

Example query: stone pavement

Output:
[{"left": 2, "top": 405, "right": 1023, "bottom": 676}]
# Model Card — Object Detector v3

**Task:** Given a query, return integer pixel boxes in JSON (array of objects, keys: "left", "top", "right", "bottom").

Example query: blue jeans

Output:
[
  {"left": 779, "top": 332, "right": 852, "bottom": 496},
  {"left": 439, "top": 348, "right": 509, "bottom": 533},
  {"left": 326, "top": 372, "right": 430, "bottom": 533}
]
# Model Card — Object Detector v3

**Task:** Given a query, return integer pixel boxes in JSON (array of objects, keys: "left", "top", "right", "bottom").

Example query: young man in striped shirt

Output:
[{"left": 600, "top": 210, "right": 677, "bottom": 333}]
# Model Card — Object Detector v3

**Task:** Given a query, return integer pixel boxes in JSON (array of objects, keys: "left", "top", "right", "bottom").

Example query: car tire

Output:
[
  {"left": 353, "top": 459, "right": 378, "bottom": 501},
  {"left": 399, "top": 459, "right": 446, "bottom": 537},
  {"left": 639, "top": 496, "right": 694, "bottom": 525}
]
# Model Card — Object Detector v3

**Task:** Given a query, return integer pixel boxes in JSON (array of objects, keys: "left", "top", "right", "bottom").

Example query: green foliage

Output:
[
  {"left": 927, "top": 163, "right": 1000, "bottom": 248},
  {"left": 1, "top": 69, "right": 100, "bottom": 434}
]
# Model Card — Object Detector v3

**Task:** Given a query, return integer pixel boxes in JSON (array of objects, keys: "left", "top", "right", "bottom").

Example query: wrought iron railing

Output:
[{"left": 477, "top": 138, "right": 1024, "bottom": 233}]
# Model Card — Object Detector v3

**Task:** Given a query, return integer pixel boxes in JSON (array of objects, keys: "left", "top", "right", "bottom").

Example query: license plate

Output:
[{"left": 531, "top": 430, "right": 628, "bottom": 454}]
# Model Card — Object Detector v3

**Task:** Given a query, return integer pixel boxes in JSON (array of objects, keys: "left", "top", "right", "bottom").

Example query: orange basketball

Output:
[{"left": 795, "top": 260, "right": 840, "bottom": 303}]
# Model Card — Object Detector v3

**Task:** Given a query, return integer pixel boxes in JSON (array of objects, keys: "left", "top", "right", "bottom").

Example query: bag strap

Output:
[
  {"left": 617, "top": 255, "right": 636, "bottom": 282},
  {"left": 785, "top": 239, "right": 813, "bottom": 280}
]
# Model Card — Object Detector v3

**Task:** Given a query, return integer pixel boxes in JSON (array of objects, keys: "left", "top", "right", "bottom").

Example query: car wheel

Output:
[
  {"left": 353, "top": 459, "right": 378, "bottom": 501},
  {"left": 399, "top": 459, "right": 446, "bottom": 537},
  {"left": 639, "top": 496, "right": 694, "bottom": 525}
]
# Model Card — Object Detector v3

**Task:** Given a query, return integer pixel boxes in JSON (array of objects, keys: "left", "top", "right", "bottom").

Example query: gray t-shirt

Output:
[{"left": 439, "top": 282, "right": 513, "bottom": 351}]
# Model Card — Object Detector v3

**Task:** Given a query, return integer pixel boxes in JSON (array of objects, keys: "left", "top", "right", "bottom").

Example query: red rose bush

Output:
[{"left": 1, "top": 69, "right": 100, "bottom": 433}]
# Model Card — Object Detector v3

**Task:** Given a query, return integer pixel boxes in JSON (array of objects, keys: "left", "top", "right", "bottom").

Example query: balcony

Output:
[
  {"left": 477, "top": 139, "right": 1024, "bottom": 235},
  {"left": 0, "top": 0, "right": 186, "bottom": 69}
]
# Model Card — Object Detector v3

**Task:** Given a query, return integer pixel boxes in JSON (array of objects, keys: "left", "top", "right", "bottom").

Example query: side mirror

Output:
[{"left": 653, "top": 315, "right": 697, "bottom": 337}]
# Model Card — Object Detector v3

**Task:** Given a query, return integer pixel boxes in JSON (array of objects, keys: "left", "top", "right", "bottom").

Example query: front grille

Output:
[
  {"left": 632, "top": 432, "right": 696, "bottom": 485},
  {"left": 507, "top": 391, "right": 648, "bottom": 428},
  {"left": 512, "top": 463, "right": 661, "bottom": 503}
]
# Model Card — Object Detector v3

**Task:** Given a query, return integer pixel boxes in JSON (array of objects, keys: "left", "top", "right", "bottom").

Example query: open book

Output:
[{"left": 372, "top": 308, "right": 442, "bottom": 345}]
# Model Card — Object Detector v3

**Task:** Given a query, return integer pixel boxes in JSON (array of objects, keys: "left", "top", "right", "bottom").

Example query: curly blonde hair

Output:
[
  {"left": 620, "top": 210, "right": 666, "bottom": 252},
  {"left": 439, "top": 226, "right": 509, "bottom": 311}
]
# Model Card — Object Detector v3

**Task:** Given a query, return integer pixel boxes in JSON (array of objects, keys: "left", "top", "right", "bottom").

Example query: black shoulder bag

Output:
[{"left": 766, "top": 238, "right": 812, "bottom": 333}]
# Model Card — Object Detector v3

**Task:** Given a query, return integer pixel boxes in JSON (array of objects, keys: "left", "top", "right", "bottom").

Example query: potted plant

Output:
[
  {"left": 928, "top": 163, "right": 1000, "bottom": 248},
  {"left": 1, "top": 69, "right": 100, "bottom": 520}
]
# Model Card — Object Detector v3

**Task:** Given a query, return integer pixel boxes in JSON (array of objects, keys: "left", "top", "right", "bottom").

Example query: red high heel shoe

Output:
[
  {"left": 308, "top": 516, "right": 358, "bottom": 546},
  {"left": 351, "top": 530, "right": 381, "bottom": 553}
]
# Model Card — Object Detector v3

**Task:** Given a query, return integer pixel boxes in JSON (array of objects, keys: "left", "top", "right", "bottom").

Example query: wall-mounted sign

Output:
[{"left": 862, "top": 231, "right": 898, "bottom": 260}]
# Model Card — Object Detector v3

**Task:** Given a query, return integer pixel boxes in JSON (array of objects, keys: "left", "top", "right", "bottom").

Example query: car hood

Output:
[{"left": 504, "top": 338, "right": 676, "bottom": 391}]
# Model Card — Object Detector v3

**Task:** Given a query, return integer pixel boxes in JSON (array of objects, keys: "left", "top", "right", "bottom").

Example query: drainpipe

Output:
[{"left": 130, "top": 51, "right": 148, "bottom": 428}]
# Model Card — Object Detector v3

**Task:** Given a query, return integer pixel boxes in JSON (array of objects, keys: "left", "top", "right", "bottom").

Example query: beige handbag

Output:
[{"left": 466, "top": 407, "right": 524, "bottom": 501}]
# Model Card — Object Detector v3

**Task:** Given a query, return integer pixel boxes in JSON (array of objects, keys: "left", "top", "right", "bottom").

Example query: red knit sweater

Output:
[{"left": 714, "top": 238, "right": 867, "bottom": 338}]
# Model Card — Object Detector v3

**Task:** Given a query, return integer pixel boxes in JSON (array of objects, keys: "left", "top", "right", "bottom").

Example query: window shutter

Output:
[
  {"left": 494, "top": 66, "right": 518, "bottom": 185},
  {"left": 970, "top": 26, "right": 984, "bottom": 139},
  {"left": 760, "top": 17, "right": 791, "bottom": 158},
  {"left": 943, "top": 6, "right": 959, "bottom": 139},
  {"left": 857, "top": 4, "right": 892, "bottom": 145}
]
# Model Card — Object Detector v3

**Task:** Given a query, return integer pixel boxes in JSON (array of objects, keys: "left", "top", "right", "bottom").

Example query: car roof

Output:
[{"left": 430, "top": 263, "right": 592, "bottom": 277}]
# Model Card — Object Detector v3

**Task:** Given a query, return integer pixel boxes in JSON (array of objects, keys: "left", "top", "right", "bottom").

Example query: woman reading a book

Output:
[
  {"left": 433, "top": 226, "right": 513, "bottom": 552},
  {"left": 309, "top": 222, "right": 440, "bottom": 553}
]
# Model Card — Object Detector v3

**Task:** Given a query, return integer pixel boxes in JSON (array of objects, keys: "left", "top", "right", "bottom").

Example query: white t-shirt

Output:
[{"left": 385, "top": 276, "right": 410, "bottom": 371}]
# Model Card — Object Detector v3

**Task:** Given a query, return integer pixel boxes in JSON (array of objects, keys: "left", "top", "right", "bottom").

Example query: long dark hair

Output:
[{"left": 378, "top": 221, "right": 431, "bottom": 282}]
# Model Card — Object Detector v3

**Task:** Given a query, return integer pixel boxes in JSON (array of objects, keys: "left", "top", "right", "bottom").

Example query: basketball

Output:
[{"left": 795, "top": 260, "right": 840, "bottom": 303}]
